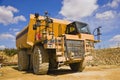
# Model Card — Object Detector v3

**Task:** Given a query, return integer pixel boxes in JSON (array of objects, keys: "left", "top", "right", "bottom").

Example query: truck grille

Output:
[{"left": 65, "top": 40, "right": 85, "bottom": 59}]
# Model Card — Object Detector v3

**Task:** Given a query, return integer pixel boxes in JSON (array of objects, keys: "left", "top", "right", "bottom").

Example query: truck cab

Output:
[
  {"left": 64, "top": 21, "right": 95, "bottom": 66},
  {"left": 65, "top": 21, "right": 91, "bottom": 35}
]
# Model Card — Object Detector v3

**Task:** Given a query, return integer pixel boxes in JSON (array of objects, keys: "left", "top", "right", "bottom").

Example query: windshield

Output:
[{"left": 76, "top": 22, "right": 91, "bottom": 34}]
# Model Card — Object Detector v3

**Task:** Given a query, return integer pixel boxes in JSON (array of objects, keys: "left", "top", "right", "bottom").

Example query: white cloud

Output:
[
  {"left": 110, "top": 35, "right": 120, "bottom": 42},
  {"left": 6, "top": 6, "right": 18, "bottom": 12},
  {"left": 82, "top": 10, "right": 120, "bottom": 34},
  {"left": 0, "top": 6, "right": 26, "bottom": 25},
  {"left": 109, "top": 44, "right": 120, "bottom": 48},
  {"left": 9, "top": 28, "right": 19, "bottom": 32},
  {"left": 59, "top": 0, "right": 98, "bottom": 20},
  {"left": 9, "top": 28, "right": 20, "bottom": 35},
  {"left": 0, "top": 33, "right": 15, "bottom": 40},
  {"left": 109, "top": 34, "right": 120, "bottom": 48},
  {"left": 95, "top": 10, "right": 116, "bottom": 20},
  {"left": 15, "top": 31, "right": 20, "bottom": 35},
  {"left": 0, "top": 45, "right": 6, "bottom": 50},
  {"left": 13, "top": 15, "right": 26, "bottom": 24},
  {"left": 107, "top": 0, "right": 120, "bottom": 8}
]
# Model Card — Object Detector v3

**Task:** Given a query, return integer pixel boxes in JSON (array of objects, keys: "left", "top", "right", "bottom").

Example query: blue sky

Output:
[{"left": 0, "top": 0, "right": 120, "bottom": 49}]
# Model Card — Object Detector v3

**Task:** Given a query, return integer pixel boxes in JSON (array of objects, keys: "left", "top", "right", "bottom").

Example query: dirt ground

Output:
[{"left": 0, "top": 65, "right": 120, "bottom": 80}]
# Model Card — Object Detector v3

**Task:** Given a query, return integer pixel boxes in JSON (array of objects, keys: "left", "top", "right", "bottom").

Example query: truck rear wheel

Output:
[
  {"left": 33, "top": 46, "right": 49, "bottom": 75},
  {"left": 69, "top": 60, "right": 85, "bottom": 72},
  {"left": 48, "top": 50, "right": 58, "bottom": 71},
  {"left": 18, "top": 50, "right": 29, "bottom": 71}
]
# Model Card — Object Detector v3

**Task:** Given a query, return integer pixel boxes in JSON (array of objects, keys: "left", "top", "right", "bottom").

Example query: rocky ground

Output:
[
  {"left": 0, "top": 48, "right": 120, "bottom": 80},
  {"left": 0, "top": 65, "right": 120, "bottom": 80},
  {"left": 93, "top": 48, "right": 120, "bottom": 65}
]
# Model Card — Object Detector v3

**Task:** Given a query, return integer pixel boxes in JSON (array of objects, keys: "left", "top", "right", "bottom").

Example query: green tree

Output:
[{"left": 4, "top": 48, "right": 18, "bottom": 57}]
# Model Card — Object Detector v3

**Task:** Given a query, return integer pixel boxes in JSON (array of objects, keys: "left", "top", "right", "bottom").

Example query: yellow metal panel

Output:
[
  {"left": 79, "top": 33, "right": 94, "bottom": 41},
  {"left": 16, "top": 14, "right": 70, "bottom": 49},
  {"left": 27, "top": 18, "right": 36, "bottom": 46},
  {"left": 16, "top": 27, "right": 30, "bottom": 48}
]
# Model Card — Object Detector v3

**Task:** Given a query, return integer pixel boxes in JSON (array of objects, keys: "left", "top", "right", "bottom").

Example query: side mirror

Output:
[
  {"left": 33, "top": 24, "right": 37, "bottom": 30},
  {"left": 36, "top": 20, "right": 41, "bottom": 26},
  {"left": 48, "top": 19, "right": 53, "bottom": 23},
  {"left": 93, "top": 26, "right": 102, "bottom": 41},
  {"left": 35, "top": 13, "right": 39, "bottom": 19},
  {"left": 33, "top": 13, "right": 41, "bottom": 30},
  {"left": 97, "top": 26, "right": 102, "bottom": 36}
]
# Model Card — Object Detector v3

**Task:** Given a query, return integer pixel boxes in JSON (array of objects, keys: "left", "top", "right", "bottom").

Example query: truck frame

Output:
[{"left": 16, "top": 12, "right": 101, "bottom": 74}]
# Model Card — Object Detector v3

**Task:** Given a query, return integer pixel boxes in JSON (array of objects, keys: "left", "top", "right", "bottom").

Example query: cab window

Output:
[{"left": 65, "top": 24, "right": 77, "bottom": 34}]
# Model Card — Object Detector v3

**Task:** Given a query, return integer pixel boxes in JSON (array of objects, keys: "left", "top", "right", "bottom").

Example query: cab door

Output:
[{"left": 65, "top": 23, "right": 78, "bottom": 35}]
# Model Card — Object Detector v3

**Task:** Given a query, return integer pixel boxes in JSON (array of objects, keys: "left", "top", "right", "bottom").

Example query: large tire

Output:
[
  {"left": 18, "top": 50, "right": 29, "bottom": 71},
  {"left": 69, "top": 60, "right": 86, "bottom": 72},
  {"left": 48, "top": 50, "right": 58, "bottom": 71},
  {"left": 33, "top": 45, "right": 49, "bottom": 75},
  {"left": 29, "top": 54, "right": 33, "bottom": 70}
]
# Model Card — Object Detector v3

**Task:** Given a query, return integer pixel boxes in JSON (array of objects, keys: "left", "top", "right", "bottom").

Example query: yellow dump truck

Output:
[{"left": 16, "top": 12, "right": 101, "bottom": 74}]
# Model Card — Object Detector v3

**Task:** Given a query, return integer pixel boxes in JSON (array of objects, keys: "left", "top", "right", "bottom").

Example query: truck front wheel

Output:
[
  {"left": 33, "top": 45, "right": 49, "bottom": 75},
  {"left": 69, "top": 60, "right": 86, "bottom": 72},
  {"left": 48, "top": 49, "right": 58, "bottom": 71}
]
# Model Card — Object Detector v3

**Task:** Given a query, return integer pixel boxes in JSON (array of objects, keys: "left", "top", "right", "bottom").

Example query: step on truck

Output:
[{"left": 16, "top": 12, "right": 101, "bottom": 74}]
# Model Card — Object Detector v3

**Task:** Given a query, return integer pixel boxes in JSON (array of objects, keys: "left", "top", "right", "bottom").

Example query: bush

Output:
[{"left": 3, "top": 48, "right": 18, "bottom": 57}]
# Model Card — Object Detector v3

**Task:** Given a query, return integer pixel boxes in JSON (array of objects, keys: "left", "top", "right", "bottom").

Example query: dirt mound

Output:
[
  {"left": 0, "top": 48, "right": 120, "bottom": 66},
  {"left": 0, "top": 51, "right": 17, "bottom": 66},
  {"left": 92, "top": 48, "right": 120, "bottom": 65}
]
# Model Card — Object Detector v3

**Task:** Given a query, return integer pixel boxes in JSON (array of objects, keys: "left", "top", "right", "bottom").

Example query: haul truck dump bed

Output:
[
  {"left": 16, "top": 14, "right": 70, "bottom": 49},
  {"left": 16, "top": 12, "right": 101, "bottom": 75}
]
